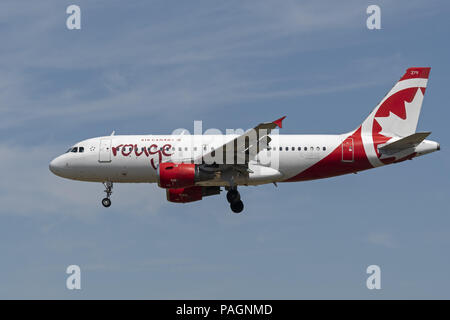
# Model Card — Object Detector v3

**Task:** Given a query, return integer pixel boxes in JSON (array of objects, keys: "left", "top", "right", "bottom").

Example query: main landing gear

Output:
[
  {"left": 226, "top": 188, "right": 244, "bottom": 214},
  {"left": 101, "top": 181, "right": 113, "bottom": 208}
]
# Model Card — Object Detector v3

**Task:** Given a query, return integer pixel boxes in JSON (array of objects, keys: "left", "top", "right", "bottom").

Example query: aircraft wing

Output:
[
  {"left": 378, "top": 132, "right": 431, "bottom": 155},
  {"left": 195, "top": 116, "right": 286, "bottom": 166}
]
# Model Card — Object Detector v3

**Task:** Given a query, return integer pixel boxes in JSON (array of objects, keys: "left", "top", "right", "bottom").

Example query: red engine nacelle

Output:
[
  {"left": 166, "top": 186, "right": 203, "bottom": 203},
  {"left": 158, "top": 162, "right": 196, "bottom": 188},
  {"left": 166, "top": 186, "right": 221, "bottom": 203}
]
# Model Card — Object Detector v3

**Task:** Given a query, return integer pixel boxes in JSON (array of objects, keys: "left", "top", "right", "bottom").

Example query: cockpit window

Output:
[{"left": 66, "top": 146, "right": 84, "bottom": 153}]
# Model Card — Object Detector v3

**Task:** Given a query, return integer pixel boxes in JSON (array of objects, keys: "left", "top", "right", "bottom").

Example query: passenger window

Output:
[
  {"left": 71, "top": 147, "right": 78, "bottom": 153},
  {"left": 298, "top": 147, "right": 301, "bottom": 151},
  {"left": 194, "top": 147, "right": 197, "bottom": 151},
  {"left": 310, "top": 147, "right": 314, "bottom": 151},
  {"left": 285, "top": 147, "right": 289, "bottom": 151},
  {"left": 178, "top": 147, "right": 182, "bottom": 151},
  {"left": 323, "top": 147, "right": 326, "bottom": 151},
  {"left": 291, "top": 147, "right": 295, "bottom": 151},
  {"left": 185, "top": 147, "right": 188, "bottom": 151},
  {"left": 316, "top": 147, "right": 320, "bottom": 151},
  {"left": 79, "top": 147, "right": 84, "bottom": 153},
  {"left": 304, "top": 147, "right": 307, "bottom": 151},
  {"left": 279, "top": 147, "right": 282, "bottom": 151}
]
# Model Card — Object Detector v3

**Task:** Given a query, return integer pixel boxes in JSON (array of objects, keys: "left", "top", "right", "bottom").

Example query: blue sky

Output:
[{"left": 0, "top": 0, "right": 449, "bottom": 299}]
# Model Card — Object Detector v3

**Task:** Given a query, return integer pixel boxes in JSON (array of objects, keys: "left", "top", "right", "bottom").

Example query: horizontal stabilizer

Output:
[{"left": 378, "top": 132, "right": 431, "bottom": 155}]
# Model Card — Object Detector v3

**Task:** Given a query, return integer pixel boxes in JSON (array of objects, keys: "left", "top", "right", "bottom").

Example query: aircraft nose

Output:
[{"left": 49, "top": 157, "right": 63, "bottom": 175}]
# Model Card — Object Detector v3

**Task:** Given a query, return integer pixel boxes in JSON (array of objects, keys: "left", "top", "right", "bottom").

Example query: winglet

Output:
[{"left": 273, "top": 116, "right": 286, "bottom": 129}]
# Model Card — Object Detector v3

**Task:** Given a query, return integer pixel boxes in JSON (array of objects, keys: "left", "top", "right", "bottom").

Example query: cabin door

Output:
[
  {"left": 342, "top": 138, "right": 354, "bottom": 162},
  {"left": 99, "top": 139, "right": 112, "bottom": 162}
]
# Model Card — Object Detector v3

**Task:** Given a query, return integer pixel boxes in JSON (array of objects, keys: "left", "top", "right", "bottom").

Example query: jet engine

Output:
[
  {"left": 158, "top": 162, "right": 216, "bottom": 188},
  {"left": 158, "top": 162, "right": 195, "bottom": 188}
]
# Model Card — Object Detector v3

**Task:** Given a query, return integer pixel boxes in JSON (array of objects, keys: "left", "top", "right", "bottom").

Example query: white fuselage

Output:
[{"left": 49, "top": 133, "right": 439, "bottom": 186}]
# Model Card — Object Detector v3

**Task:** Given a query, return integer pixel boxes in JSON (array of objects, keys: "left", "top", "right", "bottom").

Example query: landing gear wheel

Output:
[
  {"left": 227, "top": 189, "right": 240, "bottom": 203},
  {"left": 102, "top": 198, "right": 111, "bottom": 208},
  {"left": 230, "top": 200, "right": 244, "bottom": 213},
  {"left": 101, "top": 182, "right": 113, "bottom": 208}
]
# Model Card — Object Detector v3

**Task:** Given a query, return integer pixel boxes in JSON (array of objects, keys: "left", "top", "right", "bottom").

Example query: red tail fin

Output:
[{"left": 361, "top": 67, "right": 431, "bottom": 138}]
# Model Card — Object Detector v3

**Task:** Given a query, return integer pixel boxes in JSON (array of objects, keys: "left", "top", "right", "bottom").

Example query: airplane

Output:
[{"left": 49, "top": 67, "right": 440, "bottom": 213}]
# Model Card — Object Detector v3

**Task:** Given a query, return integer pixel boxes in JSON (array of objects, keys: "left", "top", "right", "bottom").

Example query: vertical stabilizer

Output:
[{"left": 361, "top": 67, "right": 431, "bottom": 138}]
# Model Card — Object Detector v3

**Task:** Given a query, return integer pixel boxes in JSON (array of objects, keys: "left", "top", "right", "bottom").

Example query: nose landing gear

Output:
[
  {"left": 102, "top": 181, "right": 113, "bottom": 208},
  {"left": 226, "top": 188, "right": 244, "bottom": 214},
  {"left": 102, "top": 197, "right": 111, "bottom": 207}
]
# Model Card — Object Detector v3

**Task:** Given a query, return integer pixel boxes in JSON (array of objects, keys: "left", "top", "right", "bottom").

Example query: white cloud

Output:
[{"left": 0, "top": 0, "right": 409, "bottom": 131}]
